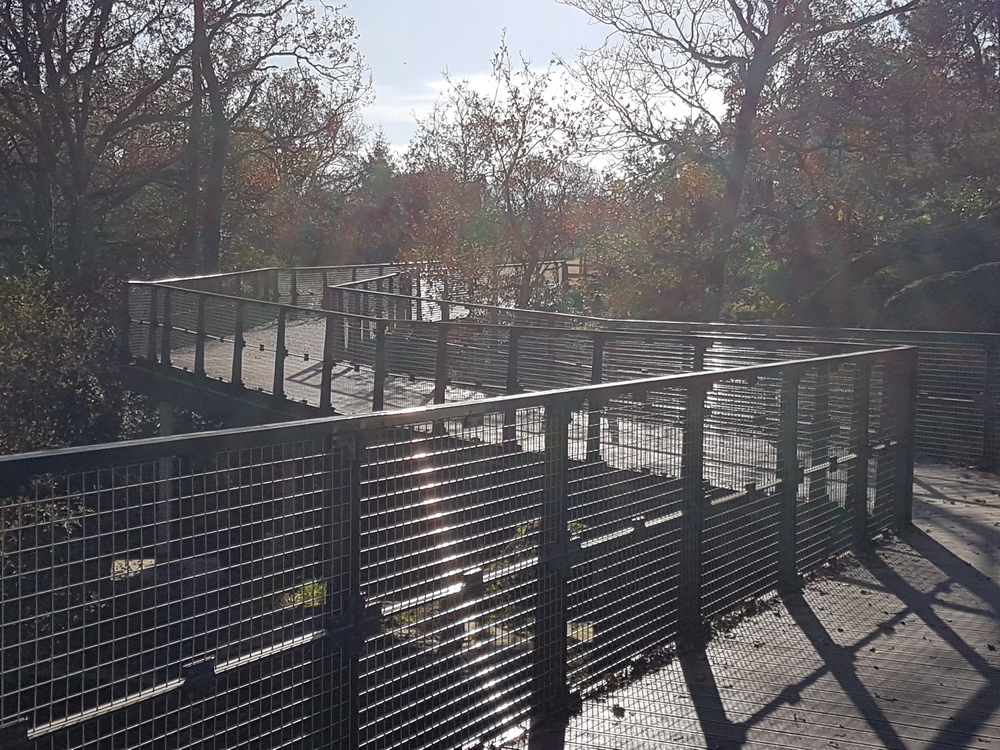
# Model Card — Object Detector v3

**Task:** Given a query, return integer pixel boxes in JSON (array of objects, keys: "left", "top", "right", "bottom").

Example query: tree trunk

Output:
[
  {"left": 702, "top": 44, "right": 771, "bottom": 319},
  {"left": 199, "top": 30, "right": 227, "bottom": 274},
  {"left": 184, "top": 0, "right": 205, "bottom": 271}
]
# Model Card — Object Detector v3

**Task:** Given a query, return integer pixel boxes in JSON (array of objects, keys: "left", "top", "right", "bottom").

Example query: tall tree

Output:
[
  {"left": 184, "top": 0, "right": 369, "bottom": 272},
  {"left": 0, "top": 0, "right": 190, "bottom": 276},
  {"left": 562, "top": 0, "right": 923, "bottom": 317},
  {"left": 407, "top": 43, "right": 599, "bottom": 306}
]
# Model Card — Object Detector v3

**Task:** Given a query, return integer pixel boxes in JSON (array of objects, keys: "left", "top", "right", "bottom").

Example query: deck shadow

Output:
[{"left": 527, "top": 525, "right": 1000, "bottom": 749}]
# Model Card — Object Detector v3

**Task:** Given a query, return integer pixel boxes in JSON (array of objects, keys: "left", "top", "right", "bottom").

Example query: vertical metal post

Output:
[
  {"left": 401, "top": 273, "right": 414, "bottom": 321},
  {"left": 348, "top": 290, "right": 359, "bottom": 349},
  {"left": 146, "top": 286, "right": 160, "bottom": 362},
  {"left": 290, "top": 268, "right": 299, "bottom": 307},
  {"left": 120, "top": 281, "right": 131, "bottom": 356},
  {"left": 503, "top": 327, "right": 521, "bottom": 449},
  {"left": 848, "top": 362, "right": 872, "bottom": 549},
  {"left": 896, "top": 348, "right": 919, "bottom": 529},
  {"left": 231, "top": 300, "right": 245, "bottom": 387},
  {"left": 679, "top": 381, "right": 708, "bottom": 645},
  {"left": 159, "top": 288, "right": 173, "bottom": 367},
  {"left": 273, "top": 307, "right": 287, "bottom": 398},
  {"left": 194, "top": 295, "right": 207, "bottom": 377},
  {"left": 434, "top": 323, "right": 450, "bottom": 405},
  {"left": 778, "top": 370, "right": 801, "bottom": 593},
  {"left": 983, "top": 339, "right": 999, "bottom": 471},
  {"left": 373, "top": 321, "right": 387, "bottom": 411},
  {"left": 810, "top": 365, "right": 831, "bottom": 504},
  {"left": 439, "top": 300, "right": 450, "bottom": 323},
  {"left": 322, "top": 432, "right": 366, "bottom": 748},
  {"left": 532, "top": 400, "right": 573, "bottom": 722},
  {"left": 320, "top": 314, "right": 336, "bottom": 414},
  {"left": 155, "top": 406, "right": 178, "bottom": 564},
  {"left": 692, "top": 337, "right": 709, "bottom": 372},
  {"left": 414, "top": 272, "right": 423, "bottom": 321},
  {"left": 586, "top": 333, "right": 606, "bottom": 463}
]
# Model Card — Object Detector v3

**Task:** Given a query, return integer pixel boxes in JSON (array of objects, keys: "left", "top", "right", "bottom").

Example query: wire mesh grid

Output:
[
  {"left": 517, "top": 331, "right": 595, "bottom": 392},
  {"left": 280, "top": 311, "right": 330, "bottom": 408},
  {"left": 795, "top": 367, "right": 850, "bottom": 572},
  {"left": 602, "top": 334, "right": 693, "bottom": 380},
  {"left": 127, "top": 285, "right": 154, "bottom": 361},
  {"left": 700, "top": 376, "right": 782, "bottom": 620},
  {"left": 565, "top": 389, "right": 686, "bottom": 693},
  {"left": 0, "top": 438, "right": 353, "bottom": 749},
  {"left": 7, "top": 325, "right": 918, "bottom": 749},
  {"left": 446, "top": 326, "right": 511, "bottom": 395},
  {"left": 357, "top": 416, "right": 543, "bottom": 749}
]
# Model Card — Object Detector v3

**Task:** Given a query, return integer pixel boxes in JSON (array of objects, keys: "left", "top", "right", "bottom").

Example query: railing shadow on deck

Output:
[{"left": 526, "top": 519, "right": 1000, "bottom": 750}]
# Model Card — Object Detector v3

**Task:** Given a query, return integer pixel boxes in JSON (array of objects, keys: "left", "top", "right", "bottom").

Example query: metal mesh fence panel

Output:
[
  {"left": 517, "top": 331, "right": 594, "bottom": 392},
  {"left": 0, "top": 438, "right": 355, "bottom": 749},
  {"left": 7, "top": 340, "right": 916, "bottom": 749},
  {"left": 238, "top": 301, "right": 280, "bottom": 394},
  {"left": 383, "top": 322, "right": 439, "bottom": 383},
  {"left": 161, "top": 290, "right": 200, "bottom": 374},
  {"left": 602, "top": 334, "right": 692, "bottom": 380},
  {"left": 128, "top": 285, "right": 154, "bottom": 361},
  {"left": 566, "top": 388, "right": 685, "bottom": 692},
  {"left": 200, "top": 297, "right": 238, "bottom": 384},
  {"left": 447, "top": 326, "right": 511, "bottom": 395},
  {"left": 700, "top": 375, "right": 782, "bottom": 620},
  {"left": 795, "top": 367, "right": 851, "bottom": 572},
  {"left": 357, "top": 414, "right": 542, "bottom": 749},
  {"left": 280, "top": 311, "right": 329, "bottom": 408}
]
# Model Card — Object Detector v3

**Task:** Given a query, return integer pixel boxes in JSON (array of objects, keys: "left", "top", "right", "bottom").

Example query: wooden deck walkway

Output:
[{"left": 525, "top": 465, "right": 1000, "bottom": 750}]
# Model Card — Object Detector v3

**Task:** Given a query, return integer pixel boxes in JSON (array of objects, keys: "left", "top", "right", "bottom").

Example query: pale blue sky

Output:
[{"left": 345, "top": 0, "right": 611, "bottom": 150}]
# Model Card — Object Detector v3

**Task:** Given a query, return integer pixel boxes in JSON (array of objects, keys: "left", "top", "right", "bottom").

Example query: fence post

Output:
[
  {"left": 323, "top": 432, "right": 373, "bottom": 748},
  {"left": 272, "top": 307, "right": 287, "bottom": 398},
  {"left": 809, "top": 365, "right": 831, "bottom": 503},
  {"left": 503, "top": 327, "right": 521, "bottom": 450},
  {"left": 679, "top": 381, "right": 709, "bottom": 645},
  {"left": 848, "top": 362, "right": 872, "bottom": 549},
  {"left": 414, "top": 272, "right": 423, "bottom": 321},
  {"left": 778, "top": 370, "right": 801, "bottom": 594},
  {"left": 120, "top": 281, "right": 132, "bottom": 357},
  {"left": 320, "top": 314, "right": 336, "bottom": 414},
  {"left": 434, "top": 323, "right": 450, "bottom": 406},
  {"left": 373, "top": 321, "right": 387, "bottom": 411},
  {"left": 231, "top": 300, "right": 245, "bottom": 387},
  {"left": 348, "top": 290, "right": 359, "bottom": 349},
  {"left": 586, "top": 333, "right": 606, "bottom": 463},
  {"left": 146, "top": 286, "right": 160, "bottom": 362},
  {"left": 159, "top": 288, "right": 173, "bottom": 367},
  {"left": 532, "top": 399, "right": 574, "bottom": 722},
  {"left": 290, "top": 268, "right": 299, "bottom": 307},
  {"left": 692, "top": 337, "right": 709, "bottom": 372},
  {"left": 983, "top": 339, "right": 999, "bottom": 471},
  {"left": 400, "top": 273, "right": 414, "bottom": 321},
  {"left": 896, "top": 348, "right": 919, "bottom": 529},
  {"left": 194, "top": 296, "right": 207, "bottom": 377}
]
